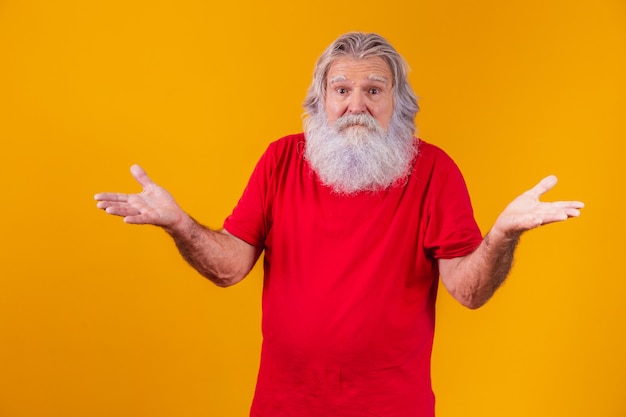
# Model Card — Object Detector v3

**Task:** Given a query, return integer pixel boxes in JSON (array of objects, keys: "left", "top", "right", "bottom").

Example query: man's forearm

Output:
[
  {"left": 440, "top": 229, "right": 521, "bottom": 309},
  {"left": 441, "top": 175, "right": 584, "bottom": 309},
  {"left": 166, "top": 214, "right": 257, "bottom": 287}
]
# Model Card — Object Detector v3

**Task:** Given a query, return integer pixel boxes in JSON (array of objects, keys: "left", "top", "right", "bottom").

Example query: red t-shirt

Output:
[{"left": 224, "top": 133, "right": 483, "bottom": 417}]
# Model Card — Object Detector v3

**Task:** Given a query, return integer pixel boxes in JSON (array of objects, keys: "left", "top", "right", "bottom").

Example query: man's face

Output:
[{"left": 324, "top": 56, "right": 394, "bottom": 132}]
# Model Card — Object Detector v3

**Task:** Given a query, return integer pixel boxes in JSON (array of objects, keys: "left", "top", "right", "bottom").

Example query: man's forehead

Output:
[{"left": 326, "top": 57, "right": 392, "bottom": 84}]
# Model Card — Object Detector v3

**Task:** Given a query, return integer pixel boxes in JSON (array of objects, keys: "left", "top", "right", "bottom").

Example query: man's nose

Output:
[{"left": 348, "top": 92, "right": 367, "bottom": 114}]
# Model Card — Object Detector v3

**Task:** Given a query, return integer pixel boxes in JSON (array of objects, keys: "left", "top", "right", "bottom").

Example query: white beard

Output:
[{"left": 303, "top": 112, "right": 418, "bottom": 195}]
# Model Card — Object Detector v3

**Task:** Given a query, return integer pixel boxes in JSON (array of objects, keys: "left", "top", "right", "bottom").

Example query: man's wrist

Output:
[
  {"left": 486, "top": 226, "right": 522, "bottom": 247},
  {"left": 164, "top": 211, "right": 194, "bottom": 237}
]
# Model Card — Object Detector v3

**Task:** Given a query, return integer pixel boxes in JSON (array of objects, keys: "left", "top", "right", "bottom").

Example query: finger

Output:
[
  {"left": 526, "top": 175, "right": 558, "bottom": 199},
  {"left": 130, "top": 164, "right": 154, "bottom": 188},
  {"left": 548, "top": 200, "right": 585, "bottom": 209},
  {"left": 123, "top": 213, "right": 158, "bottom": 225},
  {"left": 534, "top": 202, "right": 583, "bottom": 218},
  {"left": 564, "top": 208, "right": 582, "bottom": 218},
  {"left": 96, "top": 201, "right": 117, "bottom": 209},
  {"left": 537, "top": 213, "right": 570, "bottom": 226},
  {"left": 535, "top": 207, "right": 583, "bottom": 225},
  {"left": 104, "top": 206, "right": 142, "bottom": 217},
  {"left": 94, "top": 192, "right": 129, "bottom": 202},
  {"left": 96, "top": 201, "right": 133, "bottom": 211}
]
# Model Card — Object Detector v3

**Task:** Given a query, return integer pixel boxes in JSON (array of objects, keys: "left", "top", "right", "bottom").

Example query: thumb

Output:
[
  {"left": 526, "top": 175, "right": 558, "bottom": 199},
  {"left": 130, "top": 164, "right": 154, "bottom": 188}
]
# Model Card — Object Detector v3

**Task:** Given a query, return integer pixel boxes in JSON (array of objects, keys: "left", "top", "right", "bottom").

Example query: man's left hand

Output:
[{"left": 492, "top": 175, "right": 584, "bottom": 239}]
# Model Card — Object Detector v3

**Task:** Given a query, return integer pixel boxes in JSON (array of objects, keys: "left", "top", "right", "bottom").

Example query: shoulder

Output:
[
  {"left": 253, "top": 133, "right": 307, "bottom": 178},
  {"left": 412, "top": 139, "right": 463, "bottom": 182},
  {"left": 265, "top": 133, "right": 306, "bottom": 157},
  {"left": 415, "top": 139, "right": 457, "bottom": 166}
]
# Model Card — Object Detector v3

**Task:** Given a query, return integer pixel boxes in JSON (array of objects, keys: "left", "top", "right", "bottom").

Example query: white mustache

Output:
[{"left": 334, "top": 113, "right": 379, "bottom": 131}]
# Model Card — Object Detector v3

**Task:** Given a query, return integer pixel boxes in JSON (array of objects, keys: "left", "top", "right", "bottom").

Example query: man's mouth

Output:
[{"left": 340, "top": 122, "right": 368, "bottom": 131}]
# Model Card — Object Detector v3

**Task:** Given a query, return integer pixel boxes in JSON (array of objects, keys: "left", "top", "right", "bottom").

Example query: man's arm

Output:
[
  {"left": 439, "top": 175, "right": 584, "bottom": 309},
  {"left": 95, "top": 164, "right": 260, "bottom": 287}
]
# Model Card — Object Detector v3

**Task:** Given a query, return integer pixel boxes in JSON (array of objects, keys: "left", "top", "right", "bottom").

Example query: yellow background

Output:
[{"left": 1, "top": 0, "right": 624, "bottom": 416}]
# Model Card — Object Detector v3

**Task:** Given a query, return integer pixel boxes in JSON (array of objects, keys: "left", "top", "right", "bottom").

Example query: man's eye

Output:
[
  {"left": 337, "top": 88, "right": 347, "bottom": 94},
  {"left": 369, "top": 88, "right": 380, "bottom": 94}
]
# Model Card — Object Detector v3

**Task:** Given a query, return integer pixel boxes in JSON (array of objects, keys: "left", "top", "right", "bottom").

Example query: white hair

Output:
[{"left": 303, "top": 32, "right": 419, "bottom": 137}]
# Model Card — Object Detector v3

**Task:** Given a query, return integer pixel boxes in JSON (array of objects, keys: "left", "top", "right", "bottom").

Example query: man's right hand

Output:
[{"left": 94, "top": 164, "right": 184, "bottom": 232}]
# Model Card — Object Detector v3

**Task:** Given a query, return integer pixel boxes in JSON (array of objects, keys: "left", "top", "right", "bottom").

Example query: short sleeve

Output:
[
  {"left": 223, "top": 144, "right": 276, "bottom": 248},
  {"left": 423, "top": 150, "right": 483, "bottom": 259}
]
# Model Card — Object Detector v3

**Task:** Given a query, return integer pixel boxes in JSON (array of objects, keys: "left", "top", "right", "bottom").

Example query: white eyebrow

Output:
[
  {"left": 368, "top": 74, "right": 389, "bottom": 84},
  {"left": 328, "top": 74, "right": 389, "bottom": 85},
  {"left": 328, "top": 75, "right": 347, "bottom": 84}
]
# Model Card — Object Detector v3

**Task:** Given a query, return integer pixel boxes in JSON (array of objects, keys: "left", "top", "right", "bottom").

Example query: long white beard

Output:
[{"left": 303, "top": 112, "right": 418, "bottom": 195}]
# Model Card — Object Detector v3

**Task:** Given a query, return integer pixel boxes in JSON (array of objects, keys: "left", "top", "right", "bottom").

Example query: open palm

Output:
[
  {"left": 493, "top": 175, "right": 584, "bottom": 237},
  {"left": 95, "top": 165, "right": 183, "bottom": 229}
]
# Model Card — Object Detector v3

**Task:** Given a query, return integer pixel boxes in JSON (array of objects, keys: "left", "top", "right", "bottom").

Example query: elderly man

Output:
[{"left": 95, "top": 32, "right": 583, "bottom": 417}]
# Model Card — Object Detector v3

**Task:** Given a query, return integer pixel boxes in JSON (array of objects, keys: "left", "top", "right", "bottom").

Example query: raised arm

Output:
[
  {"left": 94, "top": 164, "right": 260, "bottom": 287},
  {"left": 439, "top": 175, "right": 584, "bottom": 309}
]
